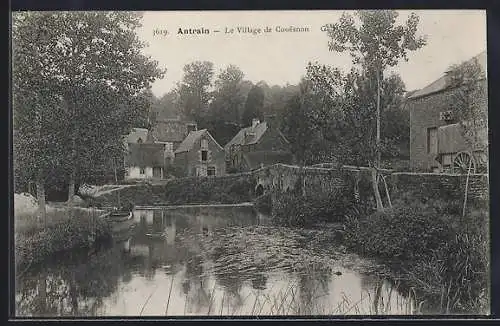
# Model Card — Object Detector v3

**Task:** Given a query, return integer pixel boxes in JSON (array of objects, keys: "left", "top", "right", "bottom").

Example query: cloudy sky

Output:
[{"left": 135, "top": 10, "right": 487, "bottom": 97}]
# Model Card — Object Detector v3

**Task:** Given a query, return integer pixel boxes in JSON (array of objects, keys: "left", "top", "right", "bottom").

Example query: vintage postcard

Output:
[{"left": 12, "top": 10, "right": 489, "bottom": 317}]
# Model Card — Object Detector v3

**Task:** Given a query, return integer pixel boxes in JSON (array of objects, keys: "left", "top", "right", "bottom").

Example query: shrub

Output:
[
  {"left": 344, "top": 201, "right": 489, "bottom": 314},
  {"left": 254, "top": 193, "right": 272, "bottom": 214},
  {"left": 272, "top": 192, "right": 354, "bottom": 227},
  {"left": 344, "top": 205, "right": 452, "bottom": 260},
  {"left": 164, "top": 164, "right": 185, "bottom": 178},
  {"left": 16, "top": 210, "right": 111, "bottom": 269}
]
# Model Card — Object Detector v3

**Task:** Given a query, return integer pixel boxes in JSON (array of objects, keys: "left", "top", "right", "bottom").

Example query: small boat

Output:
[
  {"left": 146, "top": 232, "right": 167, "bottom": 240},
  {"left": 108, "top": 210, "right": 133, "bottom": 222},
  {"left": 102, "top": 208, "right": 136, "bottom": 241}
]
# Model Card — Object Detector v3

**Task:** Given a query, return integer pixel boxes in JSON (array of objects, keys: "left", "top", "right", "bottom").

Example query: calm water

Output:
[{"left": 15, "top": 205, "right": 421, "bottom": 317}]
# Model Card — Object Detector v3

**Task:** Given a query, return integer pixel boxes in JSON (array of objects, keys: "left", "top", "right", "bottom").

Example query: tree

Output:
[
  {"left": 326, "top": 10, "right": 426, "bottom": 210},
  {"left": 241, "top": 84, "right": 265, "bottom": 127},
  {"left": 210, "top": 64, "right": 245, "bottom": 124},
  {"left": 12, "top": 12, "right": 165, "bottom": 217},
  {"left": 177, "top": 61, "right": 214, "bottom": 123},
  {"left": 204, "top": 65, "right": 246, "bottom": 145},
  {"left": 447, "top": 58, "right": 488, "bottom": 156},
  {"left": 150, "top": 90, "right": 182, "bottom": 124}
]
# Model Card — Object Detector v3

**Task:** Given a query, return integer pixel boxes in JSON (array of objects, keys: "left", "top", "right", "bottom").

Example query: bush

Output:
[
  {"left": 254, "top": 193, "right": 272, "bottom": 214},
  {"left": 344, "top": 205, "right": 452, "bottom": 260},
  {"left": 16, "top": 210, "right": 111, "bottom": 269},
  {"left": 344, "top": 202, "right": 489, "bottom": 314},
  {"left": 164, "top": 164, "right": 185, "bottom": 178},
  {"left": 272, "top": 192, "right": 354, "bottom": 227}
]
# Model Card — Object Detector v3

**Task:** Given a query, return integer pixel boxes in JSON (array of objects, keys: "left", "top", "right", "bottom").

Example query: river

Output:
[{"left": 15, "top": 205, "right": 421, "bottom": 317}]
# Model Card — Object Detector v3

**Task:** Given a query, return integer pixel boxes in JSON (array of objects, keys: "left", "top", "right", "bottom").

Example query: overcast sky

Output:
[{"left": 136, "top": 10, "right": 487, "bottom": 98}]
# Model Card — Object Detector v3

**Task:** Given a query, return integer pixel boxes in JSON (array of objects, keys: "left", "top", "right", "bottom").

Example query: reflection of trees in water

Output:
[
  {"left": 16, "top": 247, "right": 124, "bottom": 317},
  {"left": 183, "top": 253, "right": 211, "bottom": 314},
  {"left": 295, "top": 265, "right": 331, "bottom": 315},
  {"left": 251, "top": 272, "right": 268, "bottom": 290}
]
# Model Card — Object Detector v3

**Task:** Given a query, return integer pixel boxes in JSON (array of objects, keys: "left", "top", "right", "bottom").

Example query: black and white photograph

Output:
[{"left": 12, "top": 10, "right": 490, "bottom": 317}]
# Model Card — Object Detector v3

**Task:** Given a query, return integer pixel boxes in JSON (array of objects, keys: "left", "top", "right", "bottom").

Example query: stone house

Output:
[
  {"left": 124, "top": 142, "right": 166, "bottom": 180},
  {"left": 174, "top": 129, "right": 226, "bottom": 177},
  {"left": 407, "top": 51, "right": 487, "bottom": 172},
  {"left": 150, "top": 119, "right": 198, "bottom": 164},
  {"left": 225, "top": 115, "right": 293, "bottom": 172}
]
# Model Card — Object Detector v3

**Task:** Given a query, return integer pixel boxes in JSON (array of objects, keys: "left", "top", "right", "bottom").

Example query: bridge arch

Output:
[{"left": 255, "top": 184, "right": 264, "bottom": 197}]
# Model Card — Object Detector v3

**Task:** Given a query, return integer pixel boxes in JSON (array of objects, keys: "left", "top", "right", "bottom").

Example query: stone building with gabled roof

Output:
[
  {"left": 174, "top": 129, "right": 225, "bottom": 177},
  {"left": 225, "top": 115, "right": 293, "bottom": 172},
  {"left": 407, "top": 50, "right": 487, "bottom": 172},
  {"left": 150, "top": 119, "right": 197, "bottom": 162}
]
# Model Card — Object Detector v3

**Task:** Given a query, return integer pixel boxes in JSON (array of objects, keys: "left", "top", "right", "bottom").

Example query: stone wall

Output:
[
  {"left": 94, "top": 163, "right": 489, "bottom": 211},
  {"left": 390, "top": 172, "right": 489, "bottom": 205}
]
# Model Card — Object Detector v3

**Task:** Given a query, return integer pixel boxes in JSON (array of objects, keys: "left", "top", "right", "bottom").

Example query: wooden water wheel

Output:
[{"left": 452, "top": 151, "right": 476, "bottom": 174}]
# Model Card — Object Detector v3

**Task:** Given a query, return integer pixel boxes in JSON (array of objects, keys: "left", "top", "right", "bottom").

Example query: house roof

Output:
[
  {"left": 174, "top": 129, "right": 223, "bottom": 154},
  {"left": 225, "top": 121, "right": 269, "bottom": 149},
  {"left": 126, "top": 143, "right": 165, "bottom": 167},
  {"left": 242, "top": 151, "right": 294, "bottom": 170},
  {"left": 409, "top": 50, "right": 487, "bottom": 100},
  {"left": 151, "top": 119, "right": 197, "bottom": 143},
  {"left": 125, "top": 128, "right": 149, "bottom": 144}
]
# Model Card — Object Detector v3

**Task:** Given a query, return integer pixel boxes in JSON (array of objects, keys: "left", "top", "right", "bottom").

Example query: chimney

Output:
[{"left": 252, "top": 118, "right": 260, "bottom": 128}]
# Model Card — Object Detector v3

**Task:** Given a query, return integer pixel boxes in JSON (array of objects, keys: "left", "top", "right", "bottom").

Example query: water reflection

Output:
[{"left": 16, "top": 205, "right": 418, "bottom": 317}]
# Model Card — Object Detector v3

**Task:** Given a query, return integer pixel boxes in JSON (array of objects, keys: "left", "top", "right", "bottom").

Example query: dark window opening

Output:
[
  {"left": 207, "top": 167, "right": 216, "bottom": 176},
  {"left": 201, "top": 150, "right": 208, "bottom": 161}
]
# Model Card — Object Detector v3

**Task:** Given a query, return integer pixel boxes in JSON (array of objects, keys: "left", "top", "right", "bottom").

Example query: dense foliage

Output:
[
  {"left": 13, "top": 12, "right": 164, "bottom": 213},
  {"left": 343, "top": 197, "right": 489, "bottom": 313},
  {"left": 94, "top": 176, "right": 257, "bottom": 207},
  {"left": 16, "top": 212, "right": 111, "bottom": 269}
]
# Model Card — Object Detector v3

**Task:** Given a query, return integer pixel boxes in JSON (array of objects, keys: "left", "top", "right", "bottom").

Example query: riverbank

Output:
[
  {"left": 342, "top": 197, "right": 488, "bottom": 314},
  {"left": 264, "top": 184, "right": 489, "bottom": 315},
  {"left": 14, "top": 194, "right": 112, "bottom": 272},
  {"left": 91, "top": 175, "right": 257, "bottom": 207}
]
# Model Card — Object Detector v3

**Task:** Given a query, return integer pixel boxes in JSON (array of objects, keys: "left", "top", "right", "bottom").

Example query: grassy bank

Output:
[
  {"left": 266, "top": 187, "right": 489, "bottom": 314},
  {"left": 93, "top": 175, "right": 257, "bottom": 207},
  {"left": 15, "top": 204, "right": 112, "bottom": 272},
  {"left": 343, "top": 194, "right": 489, "bottom": 314}
]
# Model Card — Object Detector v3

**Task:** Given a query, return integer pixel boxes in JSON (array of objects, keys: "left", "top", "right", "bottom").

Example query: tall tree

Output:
[
  {"left": 242, "top": 84, "right": 265, "bottom": 127},
  {"left": 447, "top": 58, "right": 488, "bottom": 158},
  {"left": 12, "top": 12, "right": 164, "bottom": 216},
  {"left": 203, "top": 65, "right": 246, "bottom": 145},
  {"left": 178, "top": 61, "right": 214, "bottom": 123},
  {"left": 150, "top": 90, "right": 182, "bottom": 124},
  {"left": 326, "top": 10, "right": 426, "bottom": 210},
  {"left": 210, "top": 64, "right": 245, "bottom": 124}
]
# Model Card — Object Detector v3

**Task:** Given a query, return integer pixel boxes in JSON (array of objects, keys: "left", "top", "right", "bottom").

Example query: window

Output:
[
  {"left": 427, "top": 127, "right": 438, "bottom": 155},
  {"left": 207, "top": 166, "right": 216, "bottom": 176},
  {"left": 201, "top": 138, "right": 208, "bottom": 149},
  {"left": 140, "top": 168, "right": 145, "bottom": 175},
  {"left": 201, "top": 150, "right": 208, "bottom": 162}
]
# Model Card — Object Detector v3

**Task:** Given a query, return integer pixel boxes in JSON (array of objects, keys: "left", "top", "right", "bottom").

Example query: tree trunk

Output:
[
  {"left": 373, "top": 70, "right": 384, "bottom": 212},
  {"left": 67, "top": 123, "right": 77, "bottom": 218},
  {"left": 36, "top": 178, "right": 46, "bottom": 228},
  {"left": 371, "top": 167, "right": 384, "bottom": 211},
  {"left": 376, "top": 69, "right": 381, "bottom": 168}
]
